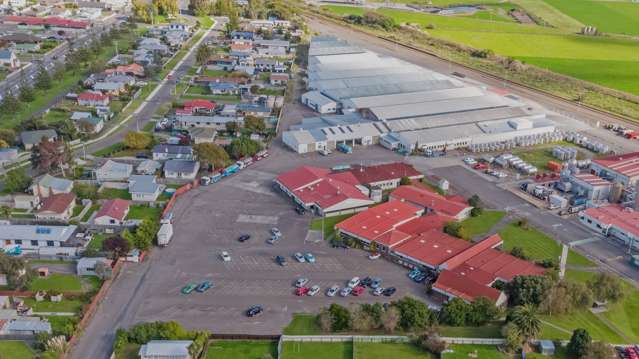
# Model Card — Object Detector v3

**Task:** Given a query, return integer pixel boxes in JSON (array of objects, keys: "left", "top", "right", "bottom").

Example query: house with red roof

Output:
[
  {"left": 590, "top": 152, "right": 639, "bottom": 186},
  {"left": 347, "top": 163, "right": 424, "bottom": 190},
  {"left": 35, "top": 193, "right": 76, "bottom": 221},
  {"left": 270, "top": 73, "right": 289, "bottom": 86},
  {"left": 105, "top": 64, "right": 145, "bottom": 77},
  {"left": 94, "top": 199, "right": 130, "bottom": 226},
  {"left": 3, "top": 16, "right": 90, "bottom": 29},
  {"left": 175, "top": 99, "right": 217, "bottom": 115},
  {"left": 389, "top": 185, "right": 472, "bottom": 220},
  {"left": 274, "top": 166, "right": 375, "bottom": 217},
  {"left": 78, "top": 91, "right": 109, "bottom": 107},
  {"left": 580, "top": 205, "right": 639, "bottom": 251}
]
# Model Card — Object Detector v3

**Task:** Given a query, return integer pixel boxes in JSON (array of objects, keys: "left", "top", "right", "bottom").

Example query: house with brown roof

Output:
[
  {"left": 94, "top": 199, "right": 130, "bottom": 225},
  {"left": 35, "top": 193, "right": 76, "bottom": 221}
]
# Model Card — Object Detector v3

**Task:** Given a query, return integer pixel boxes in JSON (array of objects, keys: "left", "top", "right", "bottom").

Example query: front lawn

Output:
[
  {"left": 281, "top": 342, "right": 352, "bottom": 359},
  {"left": 310, "top": 213, "right": 355, "bottom": 240},
  {"left": 126, "top": 205, "right": 162, "bottom": 221},
  {"left": 87, "top": 233, "right": 111, "bottom": 251},
  {"left": 98, "top": 188, "right": 132, "bottom": 200},
  {"left": 460, "top": 210, "right": 505, "bottom": 238},
  {"left": 81, "top": 204, "right": 99, "bottom": 222},
  {"left": 0, "top": 341, "right": 35, "bottom": 359},
  {"left": 353, "top": 342, "right": 433, "bottom": 359},
  {"left": 206, "top": 340, "right": 277, "bottom": 359},
  {"left": 23, "top": 298, "right": 84, "bottom": 313},
  {"left": 29, "top": 274, "right": 82, "bottom": 292},
  {"left": 283, "top": 314, "right": 321, "bottom": 335}
]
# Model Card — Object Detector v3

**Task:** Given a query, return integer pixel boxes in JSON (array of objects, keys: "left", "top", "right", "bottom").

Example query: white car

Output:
[
  {"left": 463, "top": 157, "right": 477, "bottom": 165},
  {"left": 271, "top": 227, "right": 282, "bottom": 237},
  {"left": 319, "top": 148, "right": 331, "bottom": 156},
  {"left": 308, "top": 285, "right": 320, "bottom": 296},
  {"left": 294, "top": 252, "right": 306, "bottom": 263},
  {"left": 368, "top": 252, "right": 381, "bottom": 260},
  {"left": 373, "top": 287, "right": 384, "bottom": 296},
  {"left": 347, "top": 276, "right": 360, "bottom": 288},
  {"left": 340, "top": 287, "right": 352, "bottom": 297},
  {"left": 220, "top": 251, "right": 231, "bottom": 262},
  {"left": 326, "top": 285, "right": 340, "bottom": 297}
]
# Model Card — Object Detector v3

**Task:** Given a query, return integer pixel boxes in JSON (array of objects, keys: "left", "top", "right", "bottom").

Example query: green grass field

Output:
[
  {"left": 544, "top": 0, "right": 639, "bottom": 36},
  {"left": 541, "top": 310, "right": 626, "bottom": 343},
  {"left": 126, "top": 205, "right": 162, "bottom": 221},
  {"left": 98, "top": 188, "right": 132, "bottom": 200},
  {"left": 283, "top": 314, "right": 321, "bottom": 335},
  {"left": 310, "top": 213, "right": 355, "bottom": 239},
  {"left": 281, "top": 342, "right": 352, "bottom": 359},
  {"left": 459, "top": 210, "right": 505, "bottom": 239},
  {"left": 601, "top": 284, "right": 639, "bottom": 343},
  {"left": 206, "top": 340, "right": 277, "bottom": 359},
  {"left": 353, "top": 342, "right": 433, "bottom": 359},
  {"left": 511, "top": 0, "right": 583, "bottom": 30},
  {"left": 443, "top": 344, "right": 510, "bottom": 359},
  {"left": 438, "top": 323, "right": 503, "bottom": 338},
  {"left": 23, "top": 298, "right": 84, "bottom": 313},
  {"left": 29, "top": 273, "right": 82, "bottom": 292},
  {"left": 0, "top": 341, "right": 34, "bottom": 359},
  {"left": 115, "top": 343, "right": 141, "bottom": 359}
]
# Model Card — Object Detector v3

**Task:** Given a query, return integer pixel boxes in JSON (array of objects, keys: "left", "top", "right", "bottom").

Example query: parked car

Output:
[
  {"left": 347, "top": 277, "right": 360, "bottom": 288},
  {"left": 360, "top": 277, "right": 373, "bottom": 287},
  {"left": 308, "top": 285, "right": 320, "bottom": 296},
  {"left": 295, "top": 277, "right": 309, "bottom": 288},
  {"left": 413, "top": 273, "right": 426, "bottom": 283},
  {"left": 383, "top": 287, "right": 396, "bottom": 297},
  {"left": 408, "top": 269, "right": 422, "bottom": 279},
  {"left": 371, "top": 278, "right": 382, "bottom": 289},
  {"left": 368, "top": 252, "right": 381, "bottom": 260},
  {"left": 295, "top": 206, "right": 306, "bottom": 215},
  {"left": 319, "top": 148, "right": 331, "bottom": 156},
  {"left": 352, "top": 285, "right": 365, "bottom": 296},
  {"left": 271, "top": 227, "right": 282, "bottom": 237},
  {"left": 326, "top": 285, "right": 339, "bottom": 297},
  {"left": 238, "top": 234, "right": 251, "bottom": 242},
  {"left": 340, "top": 287, "right": 352, "bottom": 297},
  {"left": 267, "top": 236, "right": 280, "bottom": 245},
  {"left": 220, "top": 251, "right": 231, "bottom": 262},
  {"left": 463, "top": 157, "right": 477, "bottom": 165},
  {"left": 372, "top": 287, "right": 384, "bottom": 296},
  {"left": 294, "top": 252, "right": 306, "bottom": 263},
  {"left": 276, "top": 255, "right": 287, "bottom": 266},
  {"left": 195, "top": 280, "right": 212, "bottom": 293},
  {"left": 246, "top": 305, "right": 263, "bottom": 317},
  {"left": 304, "top": 253, "right": 316, "bottom": 263},
  {"left": 295, "top": 287, "right": 309, "bottom": 296},
  {"left": 181, "top": 282, "right": 197, "bottom": 294}
]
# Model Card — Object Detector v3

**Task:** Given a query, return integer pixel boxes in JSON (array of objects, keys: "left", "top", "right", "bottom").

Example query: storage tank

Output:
[{"left": 609, "top": 182, "right": 624, "bottom": 204}]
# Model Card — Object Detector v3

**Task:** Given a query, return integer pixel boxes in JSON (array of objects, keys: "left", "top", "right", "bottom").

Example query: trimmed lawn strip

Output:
[
  {"left": 0, "top": 341, "right": 35, "bottom": 359},
  {"left": 564, "top": 269, "right": 597, "bottom": 283},
  {"left": 460, "top": 210, "right": 505, "bottom": 238},
  {"left": 443, "top": 344, "right": 509, "bottom": 359},
  {"left": 310, "top": 213, "right": 355, "bottom": 240},
  {"left": 206, "top": 340, "right": 277, "bottom": 359},
  {"left": 353, "top": 342, "right": 434, "bottom": 359},
  {"left": 23, "top": 298, "right": 84, "bottom": 313},
  {"left": 438, "top": 323, "right": 503, "bottom": 338},
  {"left": 29, "top": 273, "right": 82, "bottom": 292},
  {"left": 81, "top": 204, "right": 99, "bottom": 223},
  {"left": 281, "top": 342, "right": 352, "bottom": 359},
  {"left": 283, "top": 314, "right": 321, "bottom": 335},
  {"left": 98, "top": 188, "right": 132, "bottom": 200},
  {"left": 126, "top": 205, "right": 162, "bottom": 221}
]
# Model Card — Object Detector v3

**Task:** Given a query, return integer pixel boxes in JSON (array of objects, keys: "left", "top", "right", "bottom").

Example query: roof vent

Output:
[
  {"left": 433, "top": 244, "right": 439, "bottom": 248},
  {"left": 362, "top": 226, "right": 367, "bottom": 229},
  {"left": 446, "top": 249, "right": 452, "bottom": 253}
]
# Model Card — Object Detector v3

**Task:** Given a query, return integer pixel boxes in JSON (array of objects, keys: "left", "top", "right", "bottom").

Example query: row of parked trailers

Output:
[
  {"left": 201, "top": 150, "right": 270, "bottom": 185},
  {"left": 468, "top": 132, "right": 564, "bottom": 153}
]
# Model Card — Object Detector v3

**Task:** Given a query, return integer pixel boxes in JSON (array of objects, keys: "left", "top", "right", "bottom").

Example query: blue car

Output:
[
  {"left": 195, "top": 280, "right": 213, "bottom": 293},
  {"left": 304, "top": 253, "right": 316, "bottom": 263},
  {"left": 408, "top": 269, "right": 421, "bottom": 279}
]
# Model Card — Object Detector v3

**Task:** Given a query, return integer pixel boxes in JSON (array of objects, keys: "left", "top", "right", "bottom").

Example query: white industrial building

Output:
[{"left": 284, "top": 36, "right": 556, "bottom": 154}]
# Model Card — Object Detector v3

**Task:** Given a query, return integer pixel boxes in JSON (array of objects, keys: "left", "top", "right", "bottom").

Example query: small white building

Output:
[
  {"left": 128, "top": 175, "right": 162, "bottom": 202},
  {"left": 301, "top": 91, "right": 337, "bottom": 114},
  {"left": 139, "top": 340, "right": 193, "bottom": 359},
  {"left": 76, "top": 257, "right": 111, "bottom": 276},
  {"left": 95, "top": 160, "right": 133, "bottom": 182}
]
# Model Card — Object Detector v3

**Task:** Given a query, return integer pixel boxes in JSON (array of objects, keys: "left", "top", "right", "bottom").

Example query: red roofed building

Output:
[
  {"left": 175, "top": 99, "right": 217, "bottom": 115},
  {"left": 3, "top": 16, "right": 90, "bottom": 29},
  {"left": 94, "top": 199, "right": 130, "bottom": 226},
  {"left": 78, "top": 91, "right": 109, "bottom": 107},
  {"left": 336, "top": 201, "right": 423, "bottom": 249},
  {"left": 580, "top": 205, "right": 639, "bottom": 251},
  {"left": 347, "top": 163, "right": 424, "bottom": 190},
  {"left": 36, "top": 193, "right": 76, "bottom": 221},
  {"left": 105, "top": 64, "right": 145, "bottom": 77},
  {"left": 591, "top": 152, "right": 639, "bottom": 186},
  {"left": 390, "top": 185, "right": 472, "bottom": 220},
  {"left": 270, "top": 73, "right": 289, "bottom": 86},
  {"left": 275, "top": 166, "right": 374, "bottom": 216}
]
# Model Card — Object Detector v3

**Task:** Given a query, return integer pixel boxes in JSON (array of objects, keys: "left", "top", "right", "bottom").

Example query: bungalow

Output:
[
  {"left": 78, "top": 91, "right": 109, "bottom": 107},
  {"left": 93, "top": 198, "right": 130, "bottom": 225},
  {"left": 237, "top": 103, "right": 271, "bottom": 117},
  {"left": 31, "top": 174, "right": 73, "bottom": 198},
  {"left": 138, "top": 38, "right": 169, "bottom": 55},
  {"left": 188, "top": 127, "right": 217, "bottom": 144},
  {"left": 209, "top": 82, "right": 239, "bottom": 95},
  {"left": 164, "top": 160, "right": 200, "bottom": 180},
  {"left": 128, "top": 175, "right": 162, "bottom": 202},
  {"left": 0, "top": 147, "right": 18, "bottom": 167},
  {"left": 152, "top": 144, "right": 194, "bottom": 161},
  {"left": 0, "top": 49, "right": 20, "bottom": 69},
  {"left": 75, "top": 116, "right": 105, "bottom": 134},
  {"left": 136, "top": 160, "right": 162, "bottom": 175},
  {"left": 95, "top": 160, "right": 133, "bottom": 182},
  {"left": 20, "top": 129, "right": 58, "bottom": 150},
  {"left": 269, "top": 73, "right": 288, "bottom": 86},
  {"left": 105, "top": 63, "right": 145, "bottom": 77},
  {"left": 35, "top": 193, "right": 76, "bottom": 221},
  {"left": 230, "top": 31, "right": 254, "bottom": 41},
  {"left": 255, "top": 39, "right": 289, "bottom": 56},
  {"left": 175, "top": 99, "right": 216, "bottom": 115},
  {"left": 207, "top": 56, "right": 235, "bottom": 71},
  {"left": 93, "top": 81, "right": 126, "bottom": 96}
]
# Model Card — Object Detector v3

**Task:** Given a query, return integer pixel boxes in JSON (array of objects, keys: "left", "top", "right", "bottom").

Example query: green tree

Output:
[
  {"left": 19, "top": 81, "right": 35, "bottom": 102},
  {"left": 468, "top": 194, "right": 481, "bottom": 207},
  {"left": 327, "top": 304, "right": 351, "bottom": 332},
  {"left": 585, "top": 341, "right": 615, "bottom": 359},
  {"left": 195, "top": 45, "right": 213, "bottom": 65},
  {"left": 439, "top": 298, "right": 469, "bottom": 326},
  {"left": 0, "top": 93, "right": 20, "bottom": 116},
  {"left": 133, "top": 0, "right": 152, "bottom": 23},
  {"left": 506, "top": 275, "right": 553, "bottom": 306},
  {"left": 399, "top": 176, "right": 411, "bottom": 186},
  {"left": 510, "top": 304, "right": 541, "bottom": 352},
  {"left": 444, "top": 221, "right": 468, "bottom": 239},
  {"left": 0, "top": 206, "right": 11, "bottom": 218},
  {"left": 0, "top": 128, "right": 15, "bottom": 146},
  {"left": 244, "top": 115, "right": 266, "bottom": 133},
  {"left": 103, "top": 236, "right": 131, "bottom": 259},
  {"left": 225, "top": 121, "right": 238, "bottom": 133},
  {"left": 194, "top": 143, "right": 231, "bottom": 170},
  {"left": 132, "top": 218, "right": 159, "bottom": 250},
  {"left": 35, "top": 65, "right": 52, "bottom": 90},
  {"left": 510, "top": 247, "right": 528, "bottom": 260},
  {"left": 189, "top": 0, "right": 212, "bottom": 16},
  {"left": 501, "top": 322, "right": 521, "bottom": 353},
  {"left": 567, "top": 328, "right": 591, "bottom": 359},
  {"left": 587, "top": 272, "right": 624, "bottom": 303},
  {"left": 124, "top": 131, "right": 152, "bottom": 149},
  {"left": 228, "top": 137, "right": 262, "bottom": 159},
  {"left": 248, "top": 0, "right": 265, "bottom": 19},
  {"left": 4, "top": 168, "right": 32, "bottom": 193},
  {"left": 391, "top": 297, "right": 434, "bottom": 331},
  {"left": 467, "top": 297, "right": 499, "bottom": 326},
  {"left": 0, "top": 252, "right": 35, "bottom": 290}
]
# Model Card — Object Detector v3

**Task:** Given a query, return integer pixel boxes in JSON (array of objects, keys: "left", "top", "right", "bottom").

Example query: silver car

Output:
[
  {"left": 308, "top": 285, "right": 320, "bottom": 296},
  {"left": 295, "top": 277, "right": 309, "bottom": 288},
  {"left": 326, "top": 285, "right": 339, "bottom": 297}
]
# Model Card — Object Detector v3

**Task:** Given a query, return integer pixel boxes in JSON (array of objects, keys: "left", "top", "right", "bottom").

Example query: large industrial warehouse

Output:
[{"left": 283, "top": 36, "right": 557, "bottom": 154}]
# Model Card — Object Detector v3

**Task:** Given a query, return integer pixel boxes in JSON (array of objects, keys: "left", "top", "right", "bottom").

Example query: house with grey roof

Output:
[
  {"left": 0, "top": 224, "right": 77, "bottom": 250},
  {"left": 164, "top": 160, "right": 199, "bottom": 180},
  {"left": 0, "top": 49, "right": 20, "bottom": 69},
  {"left": 75, "top": 115, "right": 104, "bottom": 134},
  {"left": 20, "top": 129, "right": 58, "bottom": 150},
  {"left": 136, "top": 160, "right": 162, "bottom": 175},
  {"left": 138, "top": 340, "right": 193, "bottom": 359},
  {"left": 30, "top": 174, "right": 73, "bottom": 198},
  {"left": 2, "top": 318, "right": 52, "bottom": 335},
  {"left": 152, "top": 144, "right": 194, "bottom": 161},
  {"left": 138, "top": 38, "right": 169, "bottom": 55},
  {"left": 0, "top": 147, "right": 18, "bottom": 167},
  {"left": 93, "top": 81, "right": 126, "bottom": 95},
  {"left": 95, "top": 160, "right": 133, "bottom": 182},
  {"left": 174, "top": 114, "right": 243, "bottom": 130},
  {"left": 128, "top": 175, "right": 162, "bottom": 202},
  {"left": 188, "top": 128, "right": 217, "bottom": 144}
]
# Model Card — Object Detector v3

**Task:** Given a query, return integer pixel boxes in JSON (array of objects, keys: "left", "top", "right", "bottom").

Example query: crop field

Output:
[
  {"left": 543, "top": 0, "right": 639, "bottom": 36},
  {"left": 322, "top": 5, "right": 639, "bottom": 96}
]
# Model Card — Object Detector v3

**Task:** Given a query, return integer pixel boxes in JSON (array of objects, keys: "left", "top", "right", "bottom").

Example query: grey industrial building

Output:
[{"left": 283, "top": 36, "right": 557, "bottom": 154}]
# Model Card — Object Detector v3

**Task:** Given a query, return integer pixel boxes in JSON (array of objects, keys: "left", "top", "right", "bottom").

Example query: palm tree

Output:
[{"left": 511, "top": 304, "right": 541, "bottom": 353}]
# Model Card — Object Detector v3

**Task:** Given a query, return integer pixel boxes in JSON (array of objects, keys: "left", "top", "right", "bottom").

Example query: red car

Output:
[
  {"left": 473, "top": 163, "right": 488, "bottom": 170},
  {"left": 351, "top": 285, "right": 365, "bottom": 296},
  {"left": 295, "top": 287, "right": 309, "bottom": 296}
]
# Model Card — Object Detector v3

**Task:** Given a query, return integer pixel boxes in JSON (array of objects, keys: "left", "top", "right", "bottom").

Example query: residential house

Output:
[
  {"left": 93, "top": 198, "right": 129, "bottom": 225},
  {"left": 255, "top": 39, "right": 289, "bottom": 56},
  {"left": 175, "top": 99, "right": 216, "bottom": 115},
  {"left": 138, "top": 340, "right": 193, "bottom": 359},
  {"left": 230, "top": 31, "right": 254, "bottom": 41},
  {"left": 254, "top": 58, "right": 286, "bottom": 73},
  {"left": 194, "top": 76, "right": 249, "bottom": 86},
  {"left": 0, "top": 147, "right": 18, "bottom": 167},
  {"left": 20, "top": 129, "right": 58, "bottom": 150},
  {"left": 31, "top": 174, "right": 73, "bottom": 198},
  {"left": 152, "top": 144, "right": 194, "bottom": 161},
  {"left": 133, "top": 49, "right": 155, "bottom": 66},
  {"left": 269, "top": 73, "right": 288, "bottom": 86},
  {"left": 76, "top": 257, "right": 112, "bottom": 276},
  {"left": 78, "top": 91, "right": 109, "bottom": 107},
  {"left": 0, "top": 224, "right": 77, "bottom": 250},
  {"left": 188, "top": 128, "right": 217, "bottom": 144},
  {"left": 164, "top": 160, "right": 200, "bottom": 180},
  {"left": 136, "top": 160, "right": 162, "bottom": 175},
  {"left": 174, "top": 114, "right": 243, "bottom": 130},
  {"left": 0, "top": 49, "right": 20, "bottom": 69},
  {"left": 168, "top": 22, "right": 189, "bottom": 32},
  {"left": 208, "top": 82, "right": 240, "bottom": 95},
  {"left": 2, "top": 318, "right": 52, "bottom": 335},
  {"left": 93, "top": 81, "right": 126, "bottom": 96},
  {"left": 35, "top": 193, "right": 76, "bottom": 221},
  {"left": 105, "top": 64, "right": 145, "bottom": 77},
  {"left": 75, "top": 116, "right": 104, "bottom": 134},
  {"left": 237, "top": 103, "right": 271, "bottom": 117},
  {"left": 128, "top": 175, "right": 162, "bottom": 202},
  {"left": 138, "top": 38, "right": 169, "bottom": 55},
  {"left": 207, "top": 56, "right": 235, "bottom": 71},
  {"left": 95, "top": 160, "right": 133, "bottom": 182},
  {"left": 104, "top": 74, "right": 136, "bottom": 86}
]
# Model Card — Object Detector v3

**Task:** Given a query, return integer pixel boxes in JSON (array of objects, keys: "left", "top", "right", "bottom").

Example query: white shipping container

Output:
[{"left": 157, "top": 223, "right": 174, "bottom": 247}]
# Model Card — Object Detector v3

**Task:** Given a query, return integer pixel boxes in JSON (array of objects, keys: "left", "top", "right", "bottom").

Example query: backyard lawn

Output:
[
  {"left": 115, "top": 343, "right": 140, "bottom": 359},
  {"left": 126, "top": 205, "right": 162, "bottom": 221},
  {"left": 98, "top": 188, "right": 132, "bottom": 200},
  {"left": 87, "top": 233, "right": 111, "bottom": 251},
  {"left": 541, "top": 309, "right": 626, "bottom": 343},
  {"left": 206, "top": 340, "right": 277, "bottom": 359},
  {"left": 353, "top": 342, "right": 433, "bottom": 359},
  {"left": 310, "top": 213, "right": 355, "bottom": 240},
  {"left": 81, "top": 204, "right": 99, "bottom": 223},
  {"left": 29, "top": 274, "right": 82, "bottom": 292},
  {"left": 283, "top": 314, "right": 321, "bottom": 335},
  {"left": 281, "top": 342, "right": 352, "bottom": 359},
  {"left": 0, "top": 341, "right": 35, "bottom": 359},
  {"left": 23, "top": 298, "right": 84, "bottom": 313},
  {"left": 443, "top": 344, "right": 510, "bottom": 359},
  {"left": 459, "top": 210, "right": 505, "bottom": 238}
]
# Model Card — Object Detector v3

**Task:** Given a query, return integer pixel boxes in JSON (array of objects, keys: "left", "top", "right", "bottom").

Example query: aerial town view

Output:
[{"left": 0, "top": 0, "right": 638, "bottom": 358}]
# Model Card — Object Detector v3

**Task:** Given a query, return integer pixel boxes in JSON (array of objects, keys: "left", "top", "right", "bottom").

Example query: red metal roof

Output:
[
  {"left": 4, "top": 15, "right": 89, "bottom": 29},
  {"left": 396, "top": 213, "right": 454, "bottom": 234},
  {"left": 584, "top": 204, "right": 639, "bottom": 239},
  {"left": 374, "top": 230, "right": 412, "bottom": 247},
  {"left": 276, "top": 166, "right": 330, "bottom": 191},
  {"left": 335, "top": 201, "right": 422, "bottom": 243},
  {"left": 593, "top": 152, "right": 639, "bottom": 179},
  {"left": 183, "top": 99, "right": 216, "bottom": 110},
  {"left": 347, "top": 163, "right": 422, "bottom": 186},
  {"left": 95, "top": 199, "right": 130, "bottom": 222},
  {"left": 293, "top": 176, "right": 370, "bottom": 209},
  {"left": 433, "top": 270, "right": 502, "bottom": 303},
  {"left": 78, "top": 91, "right": 108, "bottom": 101},
  {"left": 442, "top": 234, "right": 503, "bottom": 270},
  {"left": 38, "top": 193, "right": 75, "bottom": 214},
  {"left": 390, "top": 185, "right": 471, "bottom": 218},
  {"left": 460, "top": 247, "right": 546, "bottom": 281},
  {"left": 270, "top": 73, "right": 289, "bottom": 81},
  {"left": 393, "top": 229, "right": 472, "bottom": 267}
]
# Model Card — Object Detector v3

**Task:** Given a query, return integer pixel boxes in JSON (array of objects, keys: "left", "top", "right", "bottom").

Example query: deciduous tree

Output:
[
  {"left": 103, "top": 236, "right": 131, "bottom": 259},
  {"left": 194, "top": 143, "right": 231, "bottom": 170},
  {"left": 244, "top": 115, "right": 266, "bottom": 133},
  {"left": 391, "top": 296, "right": 434, "bottom": 332},
  {"left": 588, "top": 272, "right": 624, "bottom": 303},
  {"left": 4, "top": 168, "right": 32, "bottom": 193},
  {"left": 31, "top": 137, "right": 71, "bottom": 175},
  {"left": 567, "top": 328, "right": 591, "bottom": 359},
  {"left": 35, "top": 65, "right": 52, "bottom": 90},
  {"left": 124, "top": 131, "right": 152, "bottom": 149},
  {"left": 380, "top": 307, "right": 400, "bottom": 333}
]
